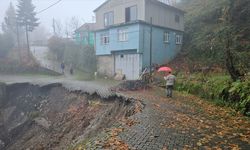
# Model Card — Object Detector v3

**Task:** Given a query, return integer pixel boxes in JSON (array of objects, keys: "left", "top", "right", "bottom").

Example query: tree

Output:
[
  {"left": 217, "top": 0, "right": 250, "bottom": 81},
  {"left": 2, "top": 3, "right": 23, "bottom": 62},
  {"left": 2, "top": 3, "right": 17, "bottom": 36},
  {"left": 0, "top": 33, "right": 15, "bottom": 58},
  {"left": 179, "top": 0, "right": 249, "bottom": 80},
  {"left": 16, "top": 0, "right": 39, "bottom": 58}
]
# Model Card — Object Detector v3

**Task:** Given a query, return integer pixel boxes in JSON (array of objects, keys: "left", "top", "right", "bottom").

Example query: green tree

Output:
[
  {"left": 16, "top": 0, "right": 39, "bottom": 58},
  {"left": 0, "top": 3, "right": 17, "bottom": 59},
  {"left": 0, "top": 33, "right": 15, "bottom": 58},
  {"left": 179, "top": 0, "right": 250, "bottom": 80},
  {"left": 2, "top": 3, "right": 23, "bottom": 62},
  {"left": 2, "top": 3, "right": 17, "bottom": 36}
]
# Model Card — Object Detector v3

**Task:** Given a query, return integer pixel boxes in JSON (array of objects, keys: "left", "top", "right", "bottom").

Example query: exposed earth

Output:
[{"left": 0, "top": 74, "right": 249, "bottom": 150}]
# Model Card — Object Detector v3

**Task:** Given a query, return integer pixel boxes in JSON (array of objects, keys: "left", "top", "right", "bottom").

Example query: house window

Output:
[
  {"left": 125, "top": 6, "right": 137, "bottom": 22},
  {"left": 164, "top": 32, "right": 170, "bottom": 43},
  {"left": 104, "top": 11, "right": 114, "bottom": 27},
  {"left": 175, "top": 14, "right": 180, "bottom": 23},
  {"left": 176, "top": 35, "right": 182, "bottom": 44},
  {"left": 118, "top": 29, "right": 128, "bottom": 42},
  {"left": 101, "top": 33, "right": 109, "bottom": 45}
]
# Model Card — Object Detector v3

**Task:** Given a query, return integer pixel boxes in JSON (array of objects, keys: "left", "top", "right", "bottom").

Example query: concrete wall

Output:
[
  {"left": 139, "top": 24, "right": 183, "bottom": 68},
  {"left": 95, "top": 0, "right": 145, "bottom": 30},
  {"left": 145, "top": 0, "right": 184, "bottom": 31},
  {"left": 96, "top": 24, "right": 140, "bottom": 55},
  {"left": 97, "top": 55, "right": 114, "bottom": 77}
]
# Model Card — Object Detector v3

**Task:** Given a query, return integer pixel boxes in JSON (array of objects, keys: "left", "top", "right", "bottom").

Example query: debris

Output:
[
  {"left": 116, "top": 80, "right": 149, "bottom": 91},
  {"left": 34, "top": 117, "right": 51, "bottom": 130}
]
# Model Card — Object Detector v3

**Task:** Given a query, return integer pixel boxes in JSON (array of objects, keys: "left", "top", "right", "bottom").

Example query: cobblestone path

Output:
[{"left": 83, "top": 88, "right": 250, "bottom": 150}]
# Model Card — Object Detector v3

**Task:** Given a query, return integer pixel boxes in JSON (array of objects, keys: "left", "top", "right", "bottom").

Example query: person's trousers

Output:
[{"left": 166, "top": 85, "right": 174, "bottom": 97}]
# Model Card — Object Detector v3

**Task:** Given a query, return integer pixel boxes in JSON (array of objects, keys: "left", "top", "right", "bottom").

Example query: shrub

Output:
[
  {"left": 175, "top": 73, "right": 250, "bottom": 116},
  {"left": 48, "top": 36, "right": 96, "bottom": 73}
]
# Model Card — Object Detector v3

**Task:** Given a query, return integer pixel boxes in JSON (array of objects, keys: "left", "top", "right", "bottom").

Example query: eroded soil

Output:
[{"left": 0, "top": 83, "right": 141, "bottom": 150}]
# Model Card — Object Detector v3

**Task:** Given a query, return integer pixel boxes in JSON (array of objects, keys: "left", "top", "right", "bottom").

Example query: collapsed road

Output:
[{"left": 0, "top": 81, "right": 144, "bottom": 150}]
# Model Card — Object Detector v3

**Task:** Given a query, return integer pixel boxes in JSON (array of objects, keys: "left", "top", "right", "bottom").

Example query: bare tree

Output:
[
  {"left": 52, "top": 19, "right": 63, "bottom": 37},
  {"left": 70, "top": 16, "right": 80, "bottom": 32},
  {"left": 64, "top": 20, "right": 70, "bottom": 38}
]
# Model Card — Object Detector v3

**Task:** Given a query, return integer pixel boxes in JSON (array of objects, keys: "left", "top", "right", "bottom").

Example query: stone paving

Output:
[
  {"left": 80, "top": 89, "right": 250, "bottom": 150},
  {"left": 117, "top": 93, "right": 197, "bottom": 150}
]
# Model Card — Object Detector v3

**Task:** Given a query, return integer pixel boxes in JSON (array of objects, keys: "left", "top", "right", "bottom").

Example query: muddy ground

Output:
[{"left": 0, "top": 83, "right": 141, "bottom": 150}]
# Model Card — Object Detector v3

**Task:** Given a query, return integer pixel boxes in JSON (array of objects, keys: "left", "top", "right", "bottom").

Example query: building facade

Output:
[
  {"left": 94, "top": 0, "right": 184, "bottom": 80},
  {"left": 74, "top": 23, "right": 96, "bottom": 47}
]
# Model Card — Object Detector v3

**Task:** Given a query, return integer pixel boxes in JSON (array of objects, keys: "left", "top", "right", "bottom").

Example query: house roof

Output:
[
  {"left": 75, "top": 23, "right": 96, "bottom": 32},
  {"left": 93, "top": 0, "right": 185, "bottom": 13},
  {"left": 95, "top": 20, "right": 184, "bottom": 32},
  {"left": 93, "top": 0, "right": 111, "bottom": 12}
]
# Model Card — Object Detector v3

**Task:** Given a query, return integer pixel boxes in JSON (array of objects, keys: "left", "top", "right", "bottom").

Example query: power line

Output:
[{"left": 37, "top": 0, "right": 63, "bottom": 14}]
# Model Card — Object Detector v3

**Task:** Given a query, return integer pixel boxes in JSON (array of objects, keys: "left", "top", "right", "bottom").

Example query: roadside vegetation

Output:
[
  {"left": 174, "top": 73, "right": 250, "bottom": 116},
  {"left": 48, "top": 36, "right": 97, "bottom": 75},
  {"left": 173, "top": 0, "right": 250, "bottom": 116}
]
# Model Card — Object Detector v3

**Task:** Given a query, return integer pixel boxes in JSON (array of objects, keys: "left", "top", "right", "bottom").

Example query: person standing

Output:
[
  {"left": 61, "top": 62, "right": 65, "bottom": 74},
  {"left": 69, "top": 64, "right": 74, "bottom": 75},
  {"left": 164, "top": 72, "right": 176, "bottom": 98}
]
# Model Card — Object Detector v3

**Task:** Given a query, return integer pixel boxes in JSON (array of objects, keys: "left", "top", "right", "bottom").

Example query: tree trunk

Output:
[
  {"left": 225, "top": 35, "right": 241, "bottom": 81},
  {"left": 16, "top": 23, "right": 22, "bottom": 63},
  {"left": 25, "top": 24, "right": 30, "bottom": 59}
]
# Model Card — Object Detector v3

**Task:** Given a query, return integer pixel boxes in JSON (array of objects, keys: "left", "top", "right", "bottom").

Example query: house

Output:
[
  {"left": 74, "top": 23, "right": 96, "bottom": 47},
  {"left": 94, "top": 0, "right": 184, "bottom": 80}
]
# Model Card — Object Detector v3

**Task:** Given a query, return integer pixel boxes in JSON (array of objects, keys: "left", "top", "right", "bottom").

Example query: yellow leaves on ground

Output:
[
  {"left": 123, "top": 88, "right": 250, "bottom": 148},
  {"left": 134, "top": 101, "right": 143, "bottom": 113},
  {"left": 121, "top": 118, "right": 140, "bottom": 127},
  {"left": 102, "top": 128, "right": 129, "bottom": 150},
  {"left": 153, "top": 103, "right": 161, "bottom": 108}
]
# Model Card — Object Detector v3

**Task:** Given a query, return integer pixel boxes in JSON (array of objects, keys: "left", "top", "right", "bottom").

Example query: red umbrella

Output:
[{"left": 158, "top": 67, "right": 172, "bottom": 72}]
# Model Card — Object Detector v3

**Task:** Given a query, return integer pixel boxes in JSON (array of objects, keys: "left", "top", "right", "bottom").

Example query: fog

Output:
[{"left": 0, "top": 0, "right": 106, "bottom": 33}]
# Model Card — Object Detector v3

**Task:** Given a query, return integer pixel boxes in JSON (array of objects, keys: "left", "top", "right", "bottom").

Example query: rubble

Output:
[
  {"left": 0, "top": 82, "right": 143, "bottom": 150},
  {"left": 116, "top": 80, "right": 150, "bottom": 91}
]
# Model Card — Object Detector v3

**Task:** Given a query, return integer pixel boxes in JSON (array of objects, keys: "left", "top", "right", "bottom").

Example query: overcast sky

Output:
[{"left": 0, "top": 0, "right": 106, "bottom": 32}]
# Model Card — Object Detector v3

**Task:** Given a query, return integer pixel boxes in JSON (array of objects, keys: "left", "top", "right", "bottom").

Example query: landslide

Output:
[{"left": 0, "top": 83, "right": 142, "bottom": 150}]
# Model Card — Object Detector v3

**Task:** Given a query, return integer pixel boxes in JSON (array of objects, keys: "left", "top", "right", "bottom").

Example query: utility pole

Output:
[
  {"left": 52, "top": 18, "right": 56, "bottom": 36},
  {"left": 149, "top": 17, "right": 153, "bottom": 79},
  {"left": 25, "top": 24, "right": 31, "bottom": 59}
]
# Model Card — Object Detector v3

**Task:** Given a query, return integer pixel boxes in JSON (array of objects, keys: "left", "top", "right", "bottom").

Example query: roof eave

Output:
[{"left": 94, "top": 0, "right": 111, "bottom": 12}]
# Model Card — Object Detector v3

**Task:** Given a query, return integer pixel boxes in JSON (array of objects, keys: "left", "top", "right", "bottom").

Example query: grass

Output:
[{"left": 73, "top": 70, "right": 94, "bottom": 81}]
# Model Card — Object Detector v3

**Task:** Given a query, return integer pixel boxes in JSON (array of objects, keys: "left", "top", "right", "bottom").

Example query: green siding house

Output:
[{"left": 74, "top": 23, "right": 96, "bottom": 47}]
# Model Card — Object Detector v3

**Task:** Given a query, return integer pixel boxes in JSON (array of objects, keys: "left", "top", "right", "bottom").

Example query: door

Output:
[{"left": 115, "top": 53, "right": 140, "bottom": 80}]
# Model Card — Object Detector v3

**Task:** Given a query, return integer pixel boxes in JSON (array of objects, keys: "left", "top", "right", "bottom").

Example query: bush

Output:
[
  {"left": 226, "top": 80, "right": 250, "bottom": 115},
  {"left": 48, "top": 36, "right": 66, "bottom": 61},
  {"left": 48, "top": 36, "right": 96, "bottom": 73},
  {"left": 175, "top": 73, "right": 250, "bottom": 116}
]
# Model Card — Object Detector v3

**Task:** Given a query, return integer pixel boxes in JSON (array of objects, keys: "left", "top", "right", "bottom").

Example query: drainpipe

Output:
[{"left": 149, "top": 17, "right": 153, "bottom": 78}]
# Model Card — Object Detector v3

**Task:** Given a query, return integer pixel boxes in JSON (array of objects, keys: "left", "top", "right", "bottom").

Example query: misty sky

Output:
[{"left": 0, "top": 0, "right": 106, "bottom": 32}]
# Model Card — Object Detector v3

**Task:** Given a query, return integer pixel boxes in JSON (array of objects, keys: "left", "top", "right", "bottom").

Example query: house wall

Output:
[
  {"left": 144, "top": 0, "right": 184, "bottom": 31},
  {"left": 97, "top": 55, "right": 114, "bottom": 77},
  {"left": 95, "top": 24, "right": 140, "bottom": 55},
  {"left": 139, "top": 24, "right": 183, "bottom": 68},
  {"left": 75, "top": 31, "right": 95, "bottom": 47},
  {"left": 95, "top": 0, "right": 145, "bottom": 30},
  {"left": 95, "top": 0, "right": 184, "bottom": 31}
]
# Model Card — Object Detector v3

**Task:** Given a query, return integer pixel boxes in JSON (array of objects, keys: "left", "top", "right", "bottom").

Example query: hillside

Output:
[{"left": 177, "top": 0, "right": 250, "bottom": 77}]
